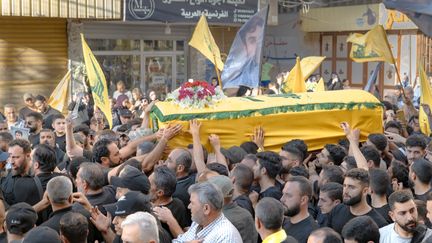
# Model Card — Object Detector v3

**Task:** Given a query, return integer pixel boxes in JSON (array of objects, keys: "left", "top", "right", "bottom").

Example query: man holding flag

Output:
[{"left": 221, "top": 6, "right": 268, "bottom": 96}]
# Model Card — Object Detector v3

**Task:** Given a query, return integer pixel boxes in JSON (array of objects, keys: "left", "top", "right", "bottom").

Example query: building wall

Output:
[{"left": 0, "top": 17, "right": 68, "bottom": 107}]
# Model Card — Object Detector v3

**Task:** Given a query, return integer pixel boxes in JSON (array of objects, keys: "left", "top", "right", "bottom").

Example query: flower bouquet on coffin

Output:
[{"left": 166, "top": 80, "right": 226, "bottom": 109}]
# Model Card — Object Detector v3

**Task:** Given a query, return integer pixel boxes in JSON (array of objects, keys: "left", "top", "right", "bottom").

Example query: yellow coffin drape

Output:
[{"left": 151, "top": 90, "right": 383, "bottom": 152}]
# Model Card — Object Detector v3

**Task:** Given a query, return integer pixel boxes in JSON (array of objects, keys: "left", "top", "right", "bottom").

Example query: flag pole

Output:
[{"left": 213, "top": 54, "right": 222, "bottom": 87}]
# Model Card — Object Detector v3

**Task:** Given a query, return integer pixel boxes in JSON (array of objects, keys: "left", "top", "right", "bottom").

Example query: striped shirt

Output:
[{"left": 173, "top": 213, "right": 243, "bottom": 243}]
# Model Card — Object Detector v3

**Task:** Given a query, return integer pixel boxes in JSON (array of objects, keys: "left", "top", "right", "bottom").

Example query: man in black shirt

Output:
[
  {"left": 75, "top": 162, "right": 116, "bottom": 207},
  {"left": 0, "top": 139, "right": 39, "bottom": 207},
  {"left": 92, "top": 139, "right": 122, "bottom": 168},
  {"left": 51, "top": 114, "right": 66, "bottom": 152},
  {"left": 18, "top": 93, "right": 37, "bottom": 121},
  {"left": 410, "top": 158, "right": 432, "bottom": 201},
  {"left": 251, "top": 151, "right": 283, "bottom": 206},
  {"left": 327, "top": 168, "right": 388, "bottom": 233},
  {"left": 165, "top": 148, "right": 196, "bottom": 210},
  {"left": 149, "top": 166, "right": 190, "bottom": 237},
  {"left": 32, "top": 144, "right": 63, "bottom": 191},
  {"left": 369, "top": 168, "right": 392, "bottom": 223},
  {"left": 281, "top": 176, "right": 318, "bottom": 243},
  {"left": 39, "top": 129, "right": 65, "bottom": 165},
  {"left": 39, "top": 176, "right": 96, "bottom": 243},
  {"left": 230, "top": 164, "right": 255, "bottom": 216},
  {"left": 25, "top": 112, "right": 43, "bottom": 147}
]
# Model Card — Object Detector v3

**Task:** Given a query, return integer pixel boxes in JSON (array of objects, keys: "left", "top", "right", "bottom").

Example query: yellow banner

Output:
[
  {"left": 47, "top": 70, "right": 71, "bottom": 113},
  {"left": 81, "top": 34, "right": 113, "bottom": 128},
  {"left": 347, "top": 25, "right": 395, "bottom": 64},
  {"left": 419, "top": 65, "right": 432, "bottom": 135},
  {"left": 282, "top": 56, "right": 325, "bottom": 93},
  {"left": 189, "top": 15, "right": 224, "bottom": 71},
  {"left": 151, "top": 90, "right": 383, "bottom": 152}
]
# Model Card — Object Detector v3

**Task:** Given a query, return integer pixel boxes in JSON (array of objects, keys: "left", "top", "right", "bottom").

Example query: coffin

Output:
[{"left": 150, "top": 90, "right": 383, "bottom": 152}]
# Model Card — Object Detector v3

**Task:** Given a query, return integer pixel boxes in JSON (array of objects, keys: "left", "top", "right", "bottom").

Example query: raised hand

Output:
[
  {"left": 162, "top": 124, "right": 183, "bottom": 141},
  {"left": 189, "top": 119, "right": 201, "bottom": 137},
  {"left": 90, "top": 206, "right": 112, "bottom": 233},
  {"left": 208, "top": 134, "right": 221, "bottom": 149},
  {"left": 252, "top": 126, "right": 264, "bottom": 150}
]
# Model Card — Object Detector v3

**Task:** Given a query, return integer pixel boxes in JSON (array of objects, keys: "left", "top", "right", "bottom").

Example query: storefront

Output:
[
  {"left": 75, "top": 21, "right": 190, "bottom": 100},
  {"left": 300, "top": 3, "right": 421, "bottom": 93},
  {"left": 67, "top": 0, "right": 262, "bottom": 99},
  {"left": 0, "top": 0, "right": 121, "bottom": 107}
]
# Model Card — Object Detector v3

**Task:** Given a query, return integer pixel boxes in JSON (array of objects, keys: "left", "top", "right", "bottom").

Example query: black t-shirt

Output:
[
  {"left": 316, "top": 210, "right": 329, "bottom": 227},
  {"left": 54, "top": 147, "right": 66, "bottom": 165},
  {"left": 259, "top": 186, "right": 282, "bottom": 201},
  {"left": 37, "top": 172, "right": 64, "bottom": 191},
  {"left": 55, "top": 134, "right": 66, "bottom": 152},
  {"left": 173, "top": 173, "right": 196, "bottom": 209},
  {"left": 28, "top": 133, "right": 40, "bottom": 147},
  {"left": 374, "top": 204, "right": 392, "bottom": 223},
  {"left": 415, "top": 188, "right": 432, "bottom": 202},
  {"left": 283, "top": 215, "right": 318, "bottom": 243},
  {"left": 234, "top": 194, "right": 254, "bottom": 217},
  {"left": 41, "top": 204, "right": 99, "bottom": 243},
  {"left": 0, "top": 232, "right": 6, "bottom": 243},
  {"left": 160, "top": 198, "right": 190, "bottom": 238},
  {"left": 86, "top": 186, "right": 117, "bottom": 208},
  {"left": 1, "top": 173, "right": 40, "bottom": 207},
  {"left": 327, "top": 204, "right": 389, "bottom": 234}
]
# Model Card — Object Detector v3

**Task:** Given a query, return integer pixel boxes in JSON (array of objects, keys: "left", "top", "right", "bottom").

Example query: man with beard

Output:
[
  {"left": 281, "top": 176, "right": 318, "bottom": 243},
  {"left": 409, "top": 158, "right": 432, "bottom": 201},
  {"left": 92, "top": 138, "right": 122, "bottom": 168},
  {"left": 250, "top": 151, "right": 283, "bottom": 206},
  {"left": 0, "top": 139, "right": 40, "bottom": 206},
  {"left": 406, "top": 134, "right": 427, "bottom": 165},
  {"left": 25, "top": 112, "right": 43, "bottom": 147},
  {"left": 380, "top": 190, "right": 432, "bottom": 242},
  {"left": 327, "top": 168, "right": 388, "bottom": 234},
  {"left": 40, "top": 129, "right": 65, "bottom": 165}
]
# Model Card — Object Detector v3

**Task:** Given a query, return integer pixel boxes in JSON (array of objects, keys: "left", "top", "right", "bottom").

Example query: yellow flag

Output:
[
  {"left": 347, "top": 25, "right": 395, "bottom": 64},
  {"left": 282, "top": 57, "right": 305, "bottom": 93},
  {"left": 189, "top": 15, "right": 224, "bottom": 70},
  {"left": 81, "top": 34, "right": 113, "bottom": 129},
  {"left": 282, "top": 56, "right": 324, "bottom": 93},
  {"left": 47, "top": 70, "right": 71, "bottom": 113},
  {"left": 316, "top": 77, "right": 325, "bottom": 91},
  {"left": 419, "top": 65, "right": 432, "bottom": 135},
  {"left": 300, "top": 56, "right": 326, "bottom": 80}
]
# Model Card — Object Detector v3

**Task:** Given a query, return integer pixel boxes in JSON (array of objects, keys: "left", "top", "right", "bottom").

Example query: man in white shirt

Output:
[
  {"left": 379, "top": 190, "right": 432, "bottom": 243},
  {"left": 173, "top": 182, "right": 242, "bottom": 243}
]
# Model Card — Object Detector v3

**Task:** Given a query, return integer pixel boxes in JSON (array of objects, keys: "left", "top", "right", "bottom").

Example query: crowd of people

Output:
[{"left": 0, "top": 77, "right": 430, "bottom": 243}]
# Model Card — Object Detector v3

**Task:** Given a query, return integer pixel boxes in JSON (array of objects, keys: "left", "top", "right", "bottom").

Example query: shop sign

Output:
[{"left": 125, "top": 0, "right": 259, "bottom": 24}]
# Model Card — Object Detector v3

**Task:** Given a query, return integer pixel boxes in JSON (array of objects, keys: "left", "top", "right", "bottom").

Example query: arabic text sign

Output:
[{"left": 125, "top": 0, "right": 258, "bottom": 23}]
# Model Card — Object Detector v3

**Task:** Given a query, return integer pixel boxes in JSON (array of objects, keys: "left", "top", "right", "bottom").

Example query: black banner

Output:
[{"left": 125, "top": 0, "right": 259, "bottom": 24}]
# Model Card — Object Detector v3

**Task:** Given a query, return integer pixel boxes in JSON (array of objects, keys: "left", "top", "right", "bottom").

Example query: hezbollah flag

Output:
[
  {"left": 282, "top": 56, "right": 325, "bottom": 93},
  {"left": 316, "top": 77, "right": 325, "bottom": 91},
  {"left": 283, "top": 57, "right": 305, "bottom": 93},
  {"left": 81, "top": 34, "right": 113, "bottom": 128},
  {"left": 47, "top": 70, "right": 71, "bottom": 113},
  {"left": 419, "top": 65, "right": 432, "bottom": 135},
  {"left": 347, "top": 25, "right": 395, "bottom": 64},
  {"left": 189, "top": 15, "right": 224, "bottom": 71}
]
